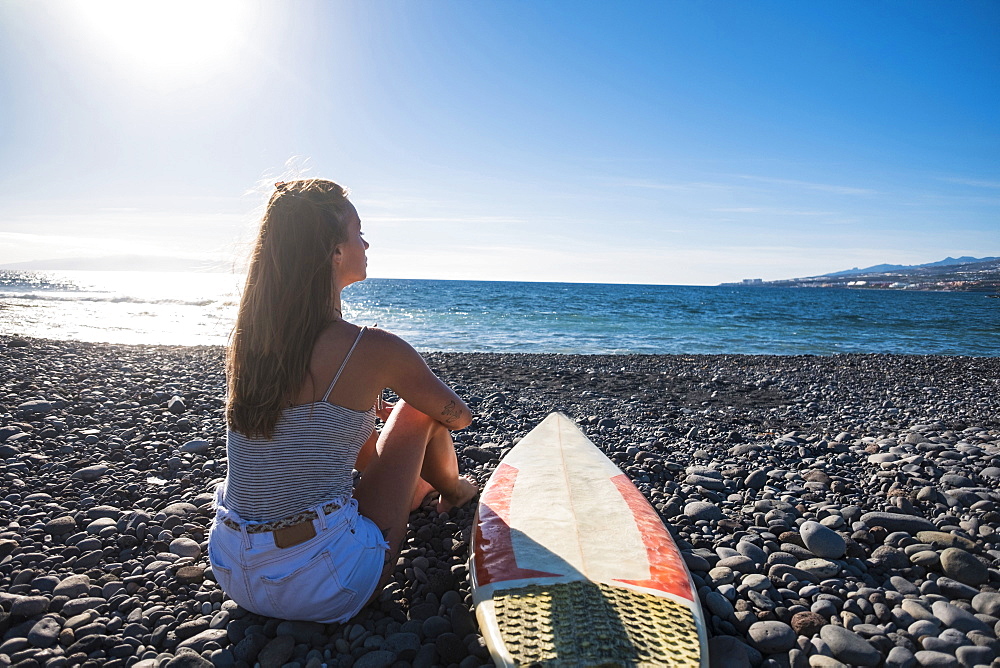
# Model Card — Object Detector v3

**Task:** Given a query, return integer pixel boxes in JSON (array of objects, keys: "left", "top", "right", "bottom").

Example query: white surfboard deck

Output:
[{"left": 470, "top": 412, "right": 708, "bottom": 667}]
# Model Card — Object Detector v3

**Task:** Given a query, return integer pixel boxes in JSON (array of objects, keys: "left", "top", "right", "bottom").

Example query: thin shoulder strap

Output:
[{"left": 321, "top": 327, "right": 366, "bottom": 402}]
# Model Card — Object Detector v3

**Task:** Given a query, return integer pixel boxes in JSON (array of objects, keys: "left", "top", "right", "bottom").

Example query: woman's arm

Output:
[{"left": 374, "top": 330, "right": 473, "bottom": 430}]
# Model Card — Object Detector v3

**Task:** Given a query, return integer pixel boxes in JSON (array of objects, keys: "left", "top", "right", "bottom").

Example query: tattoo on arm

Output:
[{"left": 442, "top": 400, "right": 462, "bottom": 424}]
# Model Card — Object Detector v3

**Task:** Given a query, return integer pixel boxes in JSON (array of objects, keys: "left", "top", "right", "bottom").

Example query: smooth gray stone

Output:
[
  {"left": 936, "top": 576, "right": 979, "bottom": 600},
  {"left": 909, "top": 620, "right": 941, "bottom": 636},
  {"left": 685, "top": 501, "right": 723, "bottom": 521},
  {"left": 353, "top": 651, "right": 398, "bottom": 668},
  {"left": 169, "top": 537, "right": 201, "bottom": 559},
  {"left": 940, "top": 474, "right": 974, "bottom": 488},
  {"left": 683, "top": 552, "right": 712, "bottom": 572},
  {"left": 769, "top": 563, "right": 820, "bottom": 584},
  {"left": 462, "top": 446, "right": 495, "bottom": 464},
  {"left": 747, "top": 589, "right": 777, "bottom": 611},
  {"left": 706, "top": 591, "right": 735, "bottom": 619},
  {"left": 72, "top": 464, "right": 109, "bottom": 482},
  {"left": 52, "top": 574, "right": 91, "bottom": 598},
  {"left": 11, "top": 596, "right": 49, "bottom": 617},
  {"left": 60, "top": 597, "right": 106, "bottom": 618},
  {"left": 819, "top": 624, "right": 881, "bottom": 666},
  {"left": 162, "top": 502, "right": 199, "bottom": 517},
  {"left": 165, "top": 650, "right": 213, "bottom": 668},
  {"left": 922, "top": 628, "right": 969, "bottom": 653},
  {"left": 972, "top": 592, "right": 1000, "bottom": 617},
  {"left": 801, "top": 521, "right": 846, "bottom": 559},
  {"left": 256, "top": 635, "right": 295, "bottom": 668},
  {"left": 797, "top": 558, "right": 840, "bottom": 578},
  {"left": 0, "top": 637, "right": 29, "bottom": 655},
  {"left": 718, "top": 555, "right": 756, "bottom": 574},
  {"left": 18, "top": 400, "right": 53, "bottom": 414},
  {"left": 686, "top": 474, "right": 727, "bottom": 490},
  {"left": 421, "top": 615, "right": 452, "bottom": 639},
  {"left": 708, "top": 566, "right": 735, "bottom": 586},
  {"left": 86, "top": 505, "right": 122, "bottom": 520},
  {"left": 956, "top": 644, "right": 995, "bottom": 667},
  {"left": 745, "top": 470, "right": 768, "bottom": 489},
  {"left": 0, "top": 539, "right": 17, "bottom": 559},
  {"left": 737, "top": 541, "right": 767, "bottom": 566},
  {"left": 911, "top": 550, "right": 941, "bottom": 568},
  {"left": 274, "top": 620, "right": 324, "bottom": 645},
  {"left": 811, "top": 599, "right": 838, "bottom": 617},
  {"left": 30, "top": 575, "right": 60, "bottom": 593},
  {"left": 231, "top": 633, "right": 268, "bottom": 664},
  {"left": 940, "top": 548, "right": 989, "bottom": 586},
  {"left": 932, "top": 600, "right": 990, "bottom": 634},
  {"left": 885, "top": 646, "right": 916, "bottom": 668},
  {"left": 916, "top": 531, "right": 977, "bottom": 551},
  {"left": 870, "top": 546, "right": 910, "bottom": 569},
  {"left": 709, "top": 635, "right": 752, "bottom": 668},
  {"left": 383, "top": 632, "right": 420, "bottom": 659},
  {"left": 748, "top": 621, "right": 796, "bottom": 653},
  {"left": 167, "top": 396, "right": 186, "bottom": 414},
  {"left": 45, "top": 516, "right": 77, "bottom": 535},
  {"left": 27, "top": 616, "right": 61, "bottom": 648},
  {"left": 175, "top": 629, "right": 228, "bottom": 653},
  {"left": 913, "top": 650, "right": 960, "bottom": 668},
  {"left": 0, "top": 425, "right": 24, "bottom": 440},
  {"left": 742, "top": 574, "right": 770, "bottom": 591},
  {"left": 889, "top": 575, "right": 920, "bottom": 596},
  {"left": 180, "top": 439, "right": 210, "bottom": 454},
  {"left": 860, "top": 512, "right": 935, "bottom": 534}
]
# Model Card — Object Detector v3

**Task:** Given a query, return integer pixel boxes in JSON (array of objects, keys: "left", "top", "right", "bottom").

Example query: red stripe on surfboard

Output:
[
  {"left": 474, "top": 462, "right": 561, "bottom": 586},
  {"left": 610, "top": 474, "right": 694, "bottom": 601}
]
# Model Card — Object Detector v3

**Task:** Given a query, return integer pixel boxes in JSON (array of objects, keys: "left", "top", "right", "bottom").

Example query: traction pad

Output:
[{"left": 492, "top": 581, "right": 701, "bottom": 667}]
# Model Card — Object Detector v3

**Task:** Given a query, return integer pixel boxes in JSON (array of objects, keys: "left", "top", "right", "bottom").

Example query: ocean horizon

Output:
[{"left": 0, "top": 269, "right": 997, "bottom": 356}]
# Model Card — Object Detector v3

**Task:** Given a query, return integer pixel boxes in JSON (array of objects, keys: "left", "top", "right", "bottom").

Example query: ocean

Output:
[{"left": 0, "top": 270, "right": 996, "bottom": 355}]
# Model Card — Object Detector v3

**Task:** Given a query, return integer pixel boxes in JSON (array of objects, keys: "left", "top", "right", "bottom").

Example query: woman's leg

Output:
[
  {"left": 356, "top": 429, "right": 435, "bottom": 511},
  {"left": 353, "top": 400, "right": 477, "bottom": 591}
]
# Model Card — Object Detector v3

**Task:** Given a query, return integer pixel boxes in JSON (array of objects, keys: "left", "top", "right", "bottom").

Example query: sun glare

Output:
[{"left": 69, "top": 0, "right": 250, "bottom": 83}]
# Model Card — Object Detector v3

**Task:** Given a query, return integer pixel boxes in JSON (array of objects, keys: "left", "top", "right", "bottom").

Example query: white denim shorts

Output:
[{"left": 208, "top": 485, "right": 389, "bottom": 623}]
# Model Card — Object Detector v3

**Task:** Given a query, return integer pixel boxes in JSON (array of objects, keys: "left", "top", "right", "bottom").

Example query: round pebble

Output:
[{"left": 800, "top": 521, "right": 846, "bottom": 559}]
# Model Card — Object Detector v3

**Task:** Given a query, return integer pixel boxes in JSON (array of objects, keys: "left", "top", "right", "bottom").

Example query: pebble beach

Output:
[{"left": 2, "top": 335, "right": 999, "bottom": 668}]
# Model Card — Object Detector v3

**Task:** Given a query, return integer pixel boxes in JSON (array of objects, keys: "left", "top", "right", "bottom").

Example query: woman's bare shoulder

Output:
[{"left": 363, "top": 326, "right": 414, "bottom": 356}]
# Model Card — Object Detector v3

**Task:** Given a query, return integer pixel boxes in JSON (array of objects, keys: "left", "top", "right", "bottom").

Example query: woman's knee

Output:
[{"left": 387, "top": 401, "right": 441, "bottom": 432}]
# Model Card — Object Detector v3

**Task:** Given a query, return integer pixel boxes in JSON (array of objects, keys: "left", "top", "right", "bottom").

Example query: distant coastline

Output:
[{"left": 722, "top": 256, "right": 1000, "bottom": 293}]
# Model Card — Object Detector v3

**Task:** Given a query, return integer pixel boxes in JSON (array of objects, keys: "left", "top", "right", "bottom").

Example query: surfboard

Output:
[{"left": 470, "top": 412, "right": 708, "bottom": 667}]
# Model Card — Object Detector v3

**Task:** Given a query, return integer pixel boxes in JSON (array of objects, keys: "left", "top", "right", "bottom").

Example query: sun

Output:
[{"left": 68, "top": 0, "right": 251, "bottom": 83}]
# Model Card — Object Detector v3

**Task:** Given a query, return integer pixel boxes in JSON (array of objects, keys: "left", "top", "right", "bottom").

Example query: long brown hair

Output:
[{"left": 226, "top": 179, "right": 352, "bottom": 438}]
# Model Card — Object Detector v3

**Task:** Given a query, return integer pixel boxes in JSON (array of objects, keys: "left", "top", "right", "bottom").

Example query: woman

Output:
[{"left": 208, "top": 178, "right": 478, "bottom": 623}]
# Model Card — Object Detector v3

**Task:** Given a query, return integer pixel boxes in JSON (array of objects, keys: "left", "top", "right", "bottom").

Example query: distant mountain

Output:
[
  {"left": 722, "top": 256, "right": 1000, "bottom": 291},
  {"left": 826, "top": 256, "right": 998, "bottom": 277}
]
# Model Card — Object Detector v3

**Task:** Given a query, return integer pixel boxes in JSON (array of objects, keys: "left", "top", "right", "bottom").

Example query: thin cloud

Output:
[
  {"left": 712, "top": 207, "right": 836, "bottom": 216},
  {"left": 734, "top": 174, "right": 878, "bottom": 196},
  {"left": 618, "top": 179, "right": 733, "bottom": 192},
  {"left": 937, "top": 176, "right": 1000, "bottom": 189}
]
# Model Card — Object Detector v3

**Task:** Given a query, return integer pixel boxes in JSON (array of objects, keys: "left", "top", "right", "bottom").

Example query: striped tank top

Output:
[{"left": 223, "top": 327, "right": 376, "bottom": 521}]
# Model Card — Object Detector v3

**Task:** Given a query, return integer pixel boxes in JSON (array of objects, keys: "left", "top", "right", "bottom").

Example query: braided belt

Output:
[{"left": 221, "top": 499, "right": 345, "bottom": 534}]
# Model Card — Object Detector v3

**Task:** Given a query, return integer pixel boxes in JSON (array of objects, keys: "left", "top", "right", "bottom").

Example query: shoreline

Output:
[
  {"left": 1, "top": 336, "right": 999, "bottom": 667},
  {"left": 4, "top": 334, "right": 999, "bottom": 358}
]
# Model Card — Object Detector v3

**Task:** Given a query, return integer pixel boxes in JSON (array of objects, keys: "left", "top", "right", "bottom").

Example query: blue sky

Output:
[{"left": 0, "top": 0, "right": 997, "bottom": 284}]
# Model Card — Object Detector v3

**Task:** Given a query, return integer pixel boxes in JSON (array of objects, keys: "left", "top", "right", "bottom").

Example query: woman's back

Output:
[
  {"left": 225, "top": 402, "right": 374, "bottom": 521},
  {"left": 224, "top": 324, "right": 376, "bottom": 522}
]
